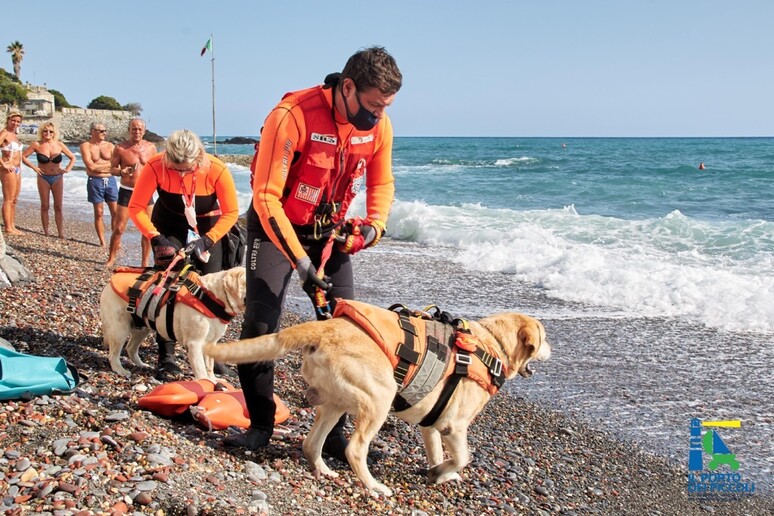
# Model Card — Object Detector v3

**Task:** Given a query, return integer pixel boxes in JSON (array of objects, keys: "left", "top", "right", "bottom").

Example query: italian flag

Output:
[{"left": 201, "top": 38, "right": 212, "bottom": 57}]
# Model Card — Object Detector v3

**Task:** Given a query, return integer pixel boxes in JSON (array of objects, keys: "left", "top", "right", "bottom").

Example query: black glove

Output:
[
  {"left": 296, "top": 257, "right": 331, "bottom": 297},
  {"left": 183, "top": 234, "right": 214, "bottom": 260},
  {"left": 151, "top": 235, "right": 180, "bottom": 268}
]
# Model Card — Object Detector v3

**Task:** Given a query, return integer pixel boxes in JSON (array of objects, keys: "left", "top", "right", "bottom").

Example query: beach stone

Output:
[
  {"left": 20, "top": 467, "right": 38, "bottom": 482},
  {"left": 133, "top": 492, "right": 152, "bottom": 505},
  {"left": 105, "top": 411, "right": 130, "bottom": 421},
  {"left": 0, "top": 253, "right": 35, "bottom": 287},
  {"left": 534, "top": 485, "right": 550, "bottom": 497},
  {"left": 135, "top": 480, "right": 157, "bottom": 491},
  {"left": 146, "top": 453, "right": 173, "bottom": 467},
  {"left": 245, "top": 461, "right": 267, "bottom": 481}
]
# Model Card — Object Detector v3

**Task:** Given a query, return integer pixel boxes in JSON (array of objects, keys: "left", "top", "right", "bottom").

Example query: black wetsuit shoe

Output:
[
  {"left": 213, "top": 361, "right": 238, "bottom": 378},
  {"left": 322, "top": 430, "right": 379, "bottom": 465},
  {"left": 155, "top": 360, "right": 185, "bottom": 382},
  {"left": 322, "top": 429, "right": 349, "bottom": 463},
  {"left": 223, "top": 427, "right": 272, "bottom": 450}
]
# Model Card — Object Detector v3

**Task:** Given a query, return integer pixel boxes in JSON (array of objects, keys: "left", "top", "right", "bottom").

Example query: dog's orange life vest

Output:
[
  {"left": 110, "top": 267, "right": 234, "bottom": 341},
  {"left": 332, "top": 300, "right": 508, "bottom": 425}
]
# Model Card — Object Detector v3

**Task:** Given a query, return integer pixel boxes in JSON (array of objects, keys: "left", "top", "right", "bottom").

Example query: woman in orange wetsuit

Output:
[
  {"left": 223, "top": 47, "right": 402, "bottom": 455},
  {"left": 128, "top": 129, "right": 239, "bottom": 378}
]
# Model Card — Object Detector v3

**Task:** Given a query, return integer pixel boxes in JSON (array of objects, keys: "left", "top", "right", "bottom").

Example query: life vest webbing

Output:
[
  {"left": 123, "top": 267, "right": 233, "bottom": 338},
  {"left": 393, "top": 313, "right": 419, "bottom": 386},
  {"left": 418, "top": 374, "right": 463, "bottom": 427},
  {"left": 179, "top": 276, "right": 234, "bottom": 323},
  {"left": 418, "top": 346, "right": 472, "bottom": 427}
]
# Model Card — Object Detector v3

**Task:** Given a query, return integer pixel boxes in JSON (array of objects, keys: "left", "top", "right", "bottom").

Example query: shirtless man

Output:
[
  {"left": 107, "top": 118, "right": 157, "bottom": 268},
  {"left": 80, "top": 122, "right": 117, "bottom": 247}
]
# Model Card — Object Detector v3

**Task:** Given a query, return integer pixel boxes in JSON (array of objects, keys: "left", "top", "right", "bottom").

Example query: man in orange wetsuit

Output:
[
  {"left": 223, "top": 47, "right": 402, "bottom": 456},
  {"left": 129, "top": 129, "right": 239, "bottom": 378}
]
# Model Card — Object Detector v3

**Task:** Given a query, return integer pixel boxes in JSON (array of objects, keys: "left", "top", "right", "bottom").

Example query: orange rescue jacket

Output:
[{"left": 252, "top": 85, "right": 395, "bottom": 264}]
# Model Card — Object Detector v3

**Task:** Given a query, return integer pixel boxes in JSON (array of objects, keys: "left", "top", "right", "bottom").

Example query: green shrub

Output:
[
  {"left": 0, "top": 75, "right": 26, "bottom": 106},
  {"left": 49, "top": 89, "right": 74, "bottom": 110},
  {"left": 87, "top": 95, "right": 122, "bottom": 110}
]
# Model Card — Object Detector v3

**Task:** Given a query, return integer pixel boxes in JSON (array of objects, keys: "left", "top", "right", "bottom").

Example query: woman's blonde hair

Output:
[
  {"left": 37, "top": 122, "right": 58, "bottom": 141},
  {"left": 164, "top": 129, "right": 205, "bottom": 167},
  {"left": 6, "top": 109, "right": 23, "bottom": 122}
]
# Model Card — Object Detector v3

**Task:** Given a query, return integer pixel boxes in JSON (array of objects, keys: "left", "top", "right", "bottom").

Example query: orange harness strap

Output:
[
  {"left": 110, "top": 267, "right": 234, "bottom": 332},
  {"left": 332, "top": 300, "right": 508, "bottom": 408}
]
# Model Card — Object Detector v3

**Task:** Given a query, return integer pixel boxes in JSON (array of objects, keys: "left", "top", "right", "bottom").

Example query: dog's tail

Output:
[{"left": 204, "top": 320, "right": 319, "bottom": 364}]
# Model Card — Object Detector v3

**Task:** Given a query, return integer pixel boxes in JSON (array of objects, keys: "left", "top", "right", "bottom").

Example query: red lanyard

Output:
[{"left": 178, "top": 171, "right": 197, "bottom": 208}]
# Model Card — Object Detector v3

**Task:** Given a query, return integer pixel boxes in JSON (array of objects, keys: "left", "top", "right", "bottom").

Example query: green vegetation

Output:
[
  {"left": 87, "top": 95, "right": 122, "bottom": 110},
  {"left": 0, "top": 67, "right": 25, "bottom": 106},
  {"left": 49, "top": 89, "right": 75, "bottom": 110}
]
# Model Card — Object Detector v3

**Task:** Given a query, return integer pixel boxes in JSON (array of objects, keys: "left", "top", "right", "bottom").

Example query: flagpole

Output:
[{"left": 210, "top": 33, "right": 217, "bottom": 156}]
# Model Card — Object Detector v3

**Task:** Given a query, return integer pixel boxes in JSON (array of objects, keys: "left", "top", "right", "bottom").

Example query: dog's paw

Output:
[
  {"left": 110, "top": 365, "right": 132, "bottom": 378},
  {"left": 368, "top": 483, "right": 393, "bottom": 497},
  {"left": 428, "top": 464, "right": 461, "bottom": 484},
  {"left": 312, "top": 465, "right": 338, "bottom": 479}
]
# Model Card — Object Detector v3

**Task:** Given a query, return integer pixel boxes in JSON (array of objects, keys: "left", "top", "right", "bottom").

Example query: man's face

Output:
[
  {"left": 344, "top": 79, "right": 395, "bottom": 120},
  {"left": 92, "top": 125, "right": 107, "bottom": 141},
  {"left": 129, "top": 121, "right": 146, "bottom": 142}
]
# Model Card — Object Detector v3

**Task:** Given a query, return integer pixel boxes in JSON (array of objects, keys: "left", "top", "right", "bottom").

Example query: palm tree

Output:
[{"left": 6, "top": 41, "right": 24, "bottom": 79}]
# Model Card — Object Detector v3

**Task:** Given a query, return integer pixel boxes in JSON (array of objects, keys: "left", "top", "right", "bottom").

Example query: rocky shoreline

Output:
[{"left": 1, "top": 203, "right": 772, "bottom": 515}]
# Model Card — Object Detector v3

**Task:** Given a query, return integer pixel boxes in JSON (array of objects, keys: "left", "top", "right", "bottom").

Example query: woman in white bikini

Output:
[
  {"left": 0, "top": 110, "right": 24, "bottom": 235},
  {"left": 21, "top": 122, "right": 75, "bottom": 238}
]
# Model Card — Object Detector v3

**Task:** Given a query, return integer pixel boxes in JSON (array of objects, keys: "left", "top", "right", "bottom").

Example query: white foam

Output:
[{"left": 385, "top": 199, "right": 774, "bottom": 334}]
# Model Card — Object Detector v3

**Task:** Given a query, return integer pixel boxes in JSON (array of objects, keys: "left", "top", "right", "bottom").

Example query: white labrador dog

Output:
[{"left": 100, "top": 266, "right": 246, "bottom": 380}]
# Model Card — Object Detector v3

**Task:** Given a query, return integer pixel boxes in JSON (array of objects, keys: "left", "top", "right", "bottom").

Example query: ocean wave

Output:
[{"left": 381, "top": 198, "right": 774, "bottom": 334}]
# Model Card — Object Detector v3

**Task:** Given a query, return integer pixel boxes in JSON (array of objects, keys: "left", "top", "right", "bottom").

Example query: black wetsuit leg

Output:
[
  {"left": 237, "top": 225, "right": 294, "bottom": 430},
  {"left": 238, "top": 207, "right": 355, "bottom": 431}
]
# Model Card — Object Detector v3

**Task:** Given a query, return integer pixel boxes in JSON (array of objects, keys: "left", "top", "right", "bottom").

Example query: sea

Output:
[{"left": 13, "top": 136, "right": 774, "bottom": 493}]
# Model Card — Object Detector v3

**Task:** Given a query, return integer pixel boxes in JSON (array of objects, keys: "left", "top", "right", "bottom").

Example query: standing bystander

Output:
[
  {"left": 0, "top": 110, "right": 24, "bottom": 235},
  {"left": 107, "top": 118, "right": 157, "bottom": 268},
  {"left": 80, "top": 122, "right": 117, "bottom": 247},
  {"left": 21, "top": 123, "right": 75, "bottom": 238}
]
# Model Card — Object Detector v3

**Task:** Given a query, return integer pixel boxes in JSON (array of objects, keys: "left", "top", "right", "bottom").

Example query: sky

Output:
[{"left": 4, "top": 0, "right": 774, "bottom": 138}]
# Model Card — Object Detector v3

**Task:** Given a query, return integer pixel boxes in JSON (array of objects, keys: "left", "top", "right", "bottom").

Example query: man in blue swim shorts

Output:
[{"left": 80, "top": 122, "right": 118, "bottom": 248}]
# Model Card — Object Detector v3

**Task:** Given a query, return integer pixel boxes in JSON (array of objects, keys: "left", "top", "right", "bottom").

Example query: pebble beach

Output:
[{"left": 1, "top": 201, "right": 773, "bottom": 515}]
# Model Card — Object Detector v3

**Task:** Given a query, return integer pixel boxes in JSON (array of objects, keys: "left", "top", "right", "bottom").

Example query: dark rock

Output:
[
  {"left": 220, "top": 136, "right": 258, "bottom": 144},
  {"left": 144, "top": 129, "right": 165, "bottom": 143}
]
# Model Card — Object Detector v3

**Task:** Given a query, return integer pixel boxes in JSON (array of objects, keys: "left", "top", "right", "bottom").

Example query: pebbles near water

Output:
[{"left": 1, "top": 202, "right": 772, "bottom": 515}]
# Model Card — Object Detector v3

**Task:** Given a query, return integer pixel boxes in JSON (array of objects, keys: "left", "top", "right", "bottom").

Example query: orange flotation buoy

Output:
[
  {"left": 138, "top": 379, "right": 231, "bottom": 417},
  {"left": 191, "top": 391, "right": 290, "bottom": 430}
]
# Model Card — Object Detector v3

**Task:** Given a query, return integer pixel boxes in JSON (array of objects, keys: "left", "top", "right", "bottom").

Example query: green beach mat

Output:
[{"left": 0, "top": 347, "right": 80, "bottom": 400}]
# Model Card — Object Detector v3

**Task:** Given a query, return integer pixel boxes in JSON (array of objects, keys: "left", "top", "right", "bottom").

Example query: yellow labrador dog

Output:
[
  {"left": 205, "top": 306, "right": 550, "bottom": 496},
  {"left": 100, "top": 267, "right": 246, "bottom": 381}
]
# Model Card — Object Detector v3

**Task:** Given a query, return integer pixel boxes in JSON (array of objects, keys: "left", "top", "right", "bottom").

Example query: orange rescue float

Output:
[{"left": 138, "top": 379, "right": 289, "bottom": 429}]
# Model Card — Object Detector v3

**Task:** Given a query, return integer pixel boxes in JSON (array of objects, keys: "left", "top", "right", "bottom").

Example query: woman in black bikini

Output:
[{"left": 21, "top": 122, "right": 75, "bottom": 238}]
